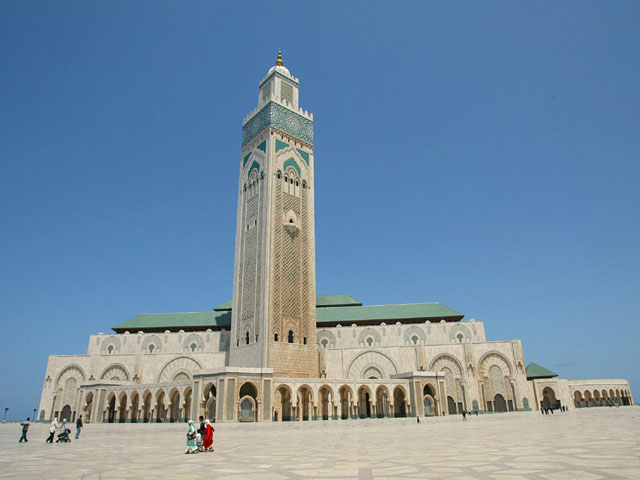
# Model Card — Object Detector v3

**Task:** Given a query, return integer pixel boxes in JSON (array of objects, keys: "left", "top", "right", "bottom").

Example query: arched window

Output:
[
  {"left": 303, "top": 337, "right": 307, "bottom": 345},
  {"left": 107, "top": 345, "right": 113, "bottom": 354},
  {"left": 411, "top": 335, "right": 419, "bottom": 345},
  {"left": 245, "top": 332, "right": 249, "bottom": 345},
  {"left": 277, "top": 171, "right": 281, "bottom": 179},
  {"left": 321, "top": 339, "right": 328, "bottom": 349},
  {"left": 457, "top": 333, "right": 464, "bottom": 343},
  {"left": 148, "top": 344, "right": 154, "bottom": 353},
  {"left": 190, "top": 343, "right": 197, "bottom": 352},
  {"left": 288, "top": 330, "right": 294, "bottom": 343},
  {"left": 274, "top": 333, "right": 278, "bottom": 342}
]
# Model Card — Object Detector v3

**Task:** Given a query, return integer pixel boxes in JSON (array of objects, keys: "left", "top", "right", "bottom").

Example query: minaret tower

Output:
[{"left": 229, "top": 52, "right": 318, "bottom": 378}]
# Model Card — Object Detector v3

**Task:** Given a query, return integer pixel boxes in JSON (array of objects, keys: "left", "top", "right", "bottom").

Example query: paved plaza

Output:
[{"left": 2, "top": 408, "right": 639, "bottom": 479}]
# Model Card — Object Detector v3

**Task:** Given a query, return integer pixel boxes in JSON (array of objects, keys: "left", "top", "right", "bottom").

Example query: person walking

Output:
[
  {"left": 462, "top": 410, "right": 467, "bottom": 421},
  {"left": 75, "top": 415, "right": 83, "bottom": 439},
  {"left": 202, "top": 419, "right": 214, "bottom": 452},
  {"left": 185, "top": 419, "right": 197, "bottom": 454},
  {"left": 46, "top": 417, "right": 59, "bottom": 443},
  {"left": 19, "top": 418, "right": 30, "bottom": 443},
  {"left": 416, "top": 416, "right": 420, "bottom": 424},
  {"left": 198, "top": 415, "right": 205, "bottom": 436}
]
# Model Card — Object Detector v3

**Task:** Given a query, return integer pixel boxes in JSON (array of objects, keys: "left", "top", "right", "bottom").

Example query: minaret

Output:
[{"left": 229, "top": 52, "right": 318, "bottom": 378}]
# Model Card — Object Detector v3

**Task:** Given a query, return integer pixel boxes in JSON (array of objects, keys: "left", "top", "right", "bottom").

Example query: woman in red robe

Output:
[{"left": 202, "top": 419, "right": 214, "bottom": 452}]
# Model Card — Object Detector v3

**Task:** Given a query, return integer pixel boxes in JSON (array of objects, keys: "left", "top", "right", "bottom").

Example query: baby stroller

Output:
[{"left": 56, "top": 427, "right": 71, "bottom": 443}]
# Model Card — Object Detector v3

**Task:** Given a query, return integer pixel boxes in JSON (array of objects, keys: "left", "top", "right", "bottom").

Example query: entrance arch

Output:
[
  {"left": 393, "top": 387, "right": 407, "bottom": 417},
  {"left": 142, "top": 391, "right": 152, "bottom": 422},
  {"left": 130, "top": 392, "right": 139, "bottom": 422},
  {"left": 493, "top": 393, "right": 507, "bottom": 412},
  {"left": 357, "top": 386, "right": 373, "bottom": 418},
  {"left": 107, "top": 394, "right": 116, "bottom": 423},
  {"left": 318, "top": 385, "right": 333, "bottom": 420},
  {"left": 447, "top": 396, "right": 457, "bottom": 415},
  {"left": 297, "top": 385, "right": 314, "bottom": 421},
  {"left": 275, "top": 385, "right": 292, "bottom": 421},
  {"left": 155, "top": 390, "right": 166, "bottom": 422},
  {"left": 338, "top": 385, "right": 353, "bottom": 419},
  {"left": 60, "top": 404, "right": 72, "bottom": 423},
  {"left": 118, "top": 393, "right": 128, "bottom": 423},
  {"left": 169, "top": 389, "right": 180, "bottom": 422},
  {"left": 238, "top": 382, "right": 258, "bottom": 422},
  {"left": 541, "top": 387, "right": 560, "bottom": 410},
  {"left": 83, "top": 392, "right": 94, "bottom": 423},
  {"left": 376, "top": 386, "right": 390, "bottom": 418},
  {"left": 204, "top": 384, "right": 217, "bottom": 421}
]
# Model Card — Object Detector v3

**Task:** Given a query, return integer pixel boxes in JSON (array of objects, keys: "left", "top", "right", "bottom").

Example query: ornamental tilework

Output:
[
  {"left": 276, "top": 140, "right": 289, "bottom": 152},
  {"left": 296, "top": 149, "right": 310, "bottom": 165},
  {"left": 242, "top": 102, "right": 314, "bottom": 147},
  {"left": 283, "top": 158, "right": 301, "bottom": 176}
]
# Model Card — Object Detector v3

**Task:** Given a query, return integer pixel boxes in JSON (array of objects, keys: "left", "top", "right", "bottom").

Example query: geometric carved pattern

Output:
[
  {"left": 317, "top": 329, "right": 337, "bottom": 349},
  {"left": 347, "top": 351, "right": 398, "bottom": 379},
  {"left": 403, "top": 325, "right": 427, "bottom": 345},
  {"left": 358, "top": 328, "right": 382, "bottom": 347},
  {"left": 100, "top": 364, "right": 130, "bottom": 382},
  {"left": 281, "top": 192, "right": 301, "bottom": 319},
  {"left": 141, "top": 335, "right": 162, "bottom": 354},
  {"left": 182, "top": 334, "right": 204, "bottom": 353},
  {"left": 55, "top": 365, "right": 86, "bottom": 390},
  {"left": 237, "top": 169, "right": 263, "bottom": 343},
  {"left": 100, "top": 336, "right": 121, "bottom": 355},
  {"left": 430, "top": 354, "right": 464, "bottom": 377},
  {"left": 158, "top": 356, "right": 201, "bottom": 383},
  {"left": 449, "top": 324, "right": 472, "bottom": 344},
  {"left": 478, "top": 352, "right": 513, "bottom": 378}
]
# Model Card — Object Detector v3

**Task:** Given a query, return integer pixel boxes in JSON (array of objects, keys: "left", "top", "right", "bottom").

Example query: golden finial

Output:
[{"left": 276, "top": 49, "right": 283, "bottom": 66}]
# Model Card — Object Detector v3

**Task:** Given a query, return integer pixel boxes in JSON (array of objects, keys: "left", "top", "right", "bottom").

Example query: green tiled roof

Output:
[
  {"left": 316, "top": 294, "right": 362, "bottom": 308},
  {"left": 316, "top": 303, "right": 462, "bottom": 325},
  {"left": 112, "top": 311, "right": 231, "bottom": 333},
  {"left": 526, "top": 362, "right": 558, "bottom": 380},
  {"left": 213, "top": 300, "right": 232, "bottom": 311},
  {"left": 113, "top": 296, "right": 463, "bottom": 332}
]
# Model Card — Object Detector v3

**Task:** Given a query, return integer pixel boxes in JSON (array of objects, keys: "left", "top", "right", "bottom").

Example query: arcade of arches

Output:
[{"left": 44, "top": 373, "right": 634, "bottom": 425}]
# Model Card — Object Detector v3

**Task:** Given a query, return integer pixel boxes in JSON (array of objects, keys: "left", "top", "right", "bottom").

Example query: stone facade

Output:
[{"left": 37, "top": 54, "right": 634, "bottom": 424}]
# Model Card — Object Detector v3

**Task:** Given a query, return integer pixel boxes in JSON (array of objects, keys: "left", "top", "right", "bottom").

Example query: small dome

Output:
[
  {"left": 266, "top": 50, "right": 291, "bottom": 77},
  {"left": 267, "top": 64, "right": 291, "bottom": 76}
]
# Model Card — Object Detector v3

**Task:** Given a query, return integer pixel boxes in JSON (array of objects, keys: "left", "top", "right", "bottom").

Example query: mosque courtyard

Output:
[{"left": 1, "top": 407, "right": 638, "bottom": 479}]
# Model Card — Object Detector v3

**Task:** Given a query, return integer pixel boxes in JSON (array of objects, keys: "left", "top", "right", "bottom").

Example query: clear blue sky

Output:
[{"left": 1, "top": 1, "right": 638, "bottom": 420}]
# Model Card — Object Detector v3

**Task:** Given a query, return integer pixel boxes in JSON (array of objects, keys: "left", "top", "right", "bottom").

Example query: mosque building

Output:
[{"left": 38, "top": 53, "right": 633, "bottom": 424}]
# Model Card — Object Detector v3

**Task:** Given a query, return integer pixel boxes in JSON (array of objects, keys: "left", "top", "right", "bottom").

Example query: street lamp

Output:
[{"left": 33, "top": 409, "right": 37, "bottom": 423}]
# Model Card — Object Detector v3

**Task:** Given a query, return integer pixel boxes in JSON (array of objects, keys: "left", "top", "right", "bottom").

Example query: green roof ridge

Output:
[{"left": 526, "top": 362, "right": 558, "bottom": 379}]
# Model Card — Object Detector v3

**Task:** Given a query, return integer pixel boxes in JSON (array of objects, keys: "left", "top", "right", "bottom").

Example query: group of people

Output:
[
  {"left": 185, "top": 416, "right": 215, "bottom": 454},
  {"left": 541, "top": 405, "right": 568, "bottom": 414},
  {"left": 42, "top": 416, "right": 83, "bottom": 443}
]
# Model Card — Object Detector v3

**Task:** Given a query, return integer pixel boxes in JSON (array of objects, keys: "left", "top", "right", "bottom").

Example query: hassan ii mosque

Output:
[{"left": 38, "top": 53, "right": 633, "bottom": 424}]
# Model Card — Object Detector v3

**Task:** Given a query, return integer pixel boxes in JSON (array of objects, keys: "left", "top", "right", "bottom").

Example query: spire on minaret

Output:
[{"left": 276, "top": 49, "right": 283, "bottom": 66}]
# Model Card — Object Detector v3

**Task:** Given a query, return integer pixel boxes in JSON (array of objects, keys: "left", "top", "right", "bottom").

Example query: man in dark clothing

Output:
[
  {"left": 462, "top": 410, "right": 467, "bottom": 421},
  {"left": 19, "top": 418, "right": 30, "bottom": 443},
  {"left": 75, "top": 415, "right": 83, "bottom": 439},
  {"left": 198, "top": 415, "right": 205, "bottom": 435},
  {"left": 416, "top": 416, "right": 420, "bottom": 423}
]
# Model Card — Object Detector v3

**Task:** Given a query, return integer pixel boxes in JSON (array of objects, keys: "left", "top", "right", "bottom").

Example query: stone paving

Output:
[{"left": 1, "top": 408, "right": 639, "bottom": 479}]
